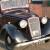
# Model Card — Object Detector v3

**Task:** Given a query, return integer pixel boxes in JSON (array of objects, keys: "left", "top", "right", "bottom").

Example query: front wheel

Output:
[{"left": 5, "top": 35, "right": 15, "bottom": 50}]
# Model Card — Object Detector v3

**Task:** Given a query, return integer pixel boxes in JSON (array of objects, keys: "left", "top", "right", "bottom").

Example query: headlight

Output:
[
  {"left": 41, "top": 17, "right": 48, "bottom": 24},
  {"left": 19, "top": 20, "right": 27, "bottom": 28}
]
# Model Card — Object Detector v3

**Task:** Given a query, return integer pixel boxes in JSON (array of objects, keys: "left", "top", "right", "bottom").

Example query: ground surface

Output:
[{"left": 0, "top": 41, "right": 50, "bottom": 50}]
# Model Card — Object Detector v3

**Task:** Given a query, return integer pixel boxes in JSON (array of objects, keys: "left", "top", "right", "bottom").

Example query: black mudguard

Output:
[
  {"left": 2, "top": 24, "right": 28, "bottom": 43},
  {"left": 41, "top": 19, "right": 50, "bottom": 36}
]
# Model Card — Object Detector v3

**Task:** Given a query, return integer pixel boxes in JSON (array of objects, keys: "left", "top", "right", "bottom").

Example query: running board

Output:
[{"left": 15, "top": 37, "right": 50, "bottom": 47}]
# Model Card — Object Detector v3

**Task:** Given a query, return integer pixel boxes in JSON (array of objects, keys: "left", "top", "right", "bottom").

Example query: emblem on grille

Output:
[{"left": 28, "top": 16, "right": 41, "bottom": 39}]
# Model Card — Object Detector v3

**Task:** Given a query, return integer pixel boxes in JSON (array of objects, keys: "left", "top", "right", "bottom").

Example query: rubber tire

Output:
[{"left": 5, "top": 35, "right": 15, "bottom": 50}]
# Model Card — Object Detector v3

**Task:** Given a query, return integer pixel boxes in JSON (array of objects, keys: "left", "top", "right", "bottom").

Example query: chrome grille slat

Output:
[{"left": 28, "top": 17, "right": 41, "bottom": 39}]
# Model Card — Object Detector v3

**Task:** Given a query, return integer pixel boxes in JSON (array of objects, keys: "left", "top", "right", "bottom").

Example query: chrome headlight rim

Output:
[
  {"left": 19, "top": 20, "right": 27, "bottom": 28},
  {"left": 41, "top": 17, "right": 48, "bottom": 24}
]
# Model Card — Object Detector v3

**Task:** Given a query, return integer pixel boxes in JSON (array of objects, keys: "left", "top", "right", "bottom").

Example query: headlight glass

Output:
[
  {"left": 41, "top": 17, "right": 48, "bottom": 24},
  {"left": 19, "top": 20, "right": 27, "bottom": 28}
]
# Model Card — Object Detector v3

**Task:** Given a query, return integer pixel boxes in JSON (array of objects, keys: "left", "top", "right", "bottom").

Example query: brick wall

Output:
[
  {"left": 30, "top": 4, "right": 42, "bottom": 17},
  {"left": 30, "top": 4, "right": 50, "bottom": 18}
]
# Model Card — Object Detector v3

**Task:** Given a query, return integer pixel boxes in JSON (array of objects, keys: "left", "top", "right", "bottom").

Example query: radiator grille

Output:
[{"left": 28, "top": 17, "right": 41, "bottom": 38}]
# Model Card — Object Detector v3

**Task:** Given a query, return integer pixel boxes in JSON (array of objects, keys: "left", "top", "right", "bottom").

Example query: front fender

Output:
[
  {"left": 2, "top": 24, "right": 28, "bottom": 43},
  {"left": 41, "top": 19, "right": 50, "bottom": 35}
]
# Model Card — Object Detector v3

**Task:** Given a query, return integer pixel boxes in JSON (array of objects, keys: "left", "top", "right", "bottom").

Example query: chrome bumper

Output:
[{"left": 15, "top": 36, "right": 50, "bottom": 47}]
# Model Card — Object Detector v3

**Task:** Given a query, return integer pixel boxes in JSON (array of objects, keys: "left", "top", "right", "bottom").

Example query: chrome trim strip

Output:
[{"left": 15, "top": 37, "right": 50, "bottom": 47}]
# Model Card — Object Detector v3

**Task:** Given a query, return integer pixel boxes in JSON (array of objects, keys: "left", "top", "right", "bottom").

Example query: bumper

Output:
[{"left": 15, "top": 36, "right": 50, "bottom": 47}]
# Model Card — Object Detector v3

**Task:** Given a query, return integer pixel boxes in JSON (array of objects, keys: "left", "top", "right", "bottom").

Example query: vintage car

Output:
[{"left": 0, "top": 0, "right": 50, "bottom": 50}]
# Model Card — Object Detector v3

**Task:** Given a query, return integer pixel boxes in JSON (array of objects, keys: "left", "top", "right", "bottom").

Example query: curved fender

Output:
[
  {"left": 41, "top": 20, "right": 50, "bottom": 35},
  {"left": 2, "top": 24, "right": 28, "bottom": 43}
]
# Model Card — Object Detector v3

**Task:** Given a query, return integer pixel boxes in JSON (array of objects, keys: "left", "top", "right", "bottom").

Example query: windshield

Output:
[{"left": 1, "top": 0, "right": 29, "bottom": 10}]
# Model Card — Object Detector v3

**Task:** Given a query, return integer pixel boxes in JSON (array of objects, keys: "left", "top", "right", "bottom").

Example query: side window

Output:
[{"left": 32, "top": 0, "right": 43, "bottom": 4}]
